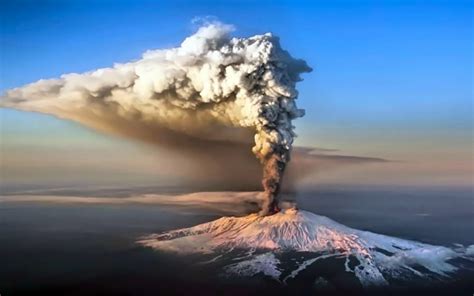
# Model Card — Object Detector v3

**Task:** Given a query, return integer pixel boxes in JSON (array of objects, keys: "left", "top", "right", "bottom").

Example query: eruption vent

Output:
[{"left": 1, "top": 22, "right": 311, "bottom": 215}]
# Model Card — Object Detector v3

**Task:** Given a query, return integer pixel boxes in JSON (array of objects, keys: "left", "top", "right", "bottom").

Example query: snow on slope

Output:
[{"left": 138, "top": 208, "right": 473, "bottom": 286}]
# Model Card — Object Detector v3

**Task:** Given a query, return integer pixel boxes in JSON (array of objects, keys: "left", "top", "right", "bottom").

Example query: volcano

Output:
[{"left": 138, "top": 208, "right": 473, "bottom": 287}]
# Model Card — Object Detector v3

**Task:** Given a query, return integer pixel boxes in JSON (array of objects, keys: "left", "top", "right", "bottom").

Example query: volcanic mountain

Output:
[{"left": 138, "top": 208, "right": 473, "bottom": 287}]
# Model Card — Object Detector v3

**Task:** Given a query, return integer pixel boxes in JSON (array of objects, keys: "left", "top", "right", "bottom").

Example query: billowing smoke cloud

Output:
[{"left": 1, "top": 22, "right": 311, "bottom": 215}]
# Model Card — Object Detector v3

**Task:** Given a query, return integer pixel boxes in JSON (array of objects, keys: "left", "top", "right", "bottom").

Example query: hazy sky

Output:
[{"left": 1, "top": 0, "right": 472, "bottom": 189}]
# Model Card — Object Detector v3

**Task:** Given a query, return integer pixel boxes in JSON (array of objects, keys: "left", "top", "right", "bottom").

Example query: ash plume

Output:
[{"left": 1, "top": 22, "right": 311, "bottom": 215}]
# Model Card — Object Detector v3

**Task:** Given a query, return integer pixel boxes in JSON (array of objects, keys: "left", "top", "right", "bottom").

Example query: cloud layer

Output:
[{"left": 0, "top": 191, "right": 263, "bottom": 215}]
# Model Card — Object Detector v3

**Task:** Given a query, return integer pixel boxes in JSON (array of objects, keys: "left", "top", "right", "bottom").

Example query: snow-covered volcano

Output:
[{"left": 138, "top": 208, "right": 473, "bottom": 287}]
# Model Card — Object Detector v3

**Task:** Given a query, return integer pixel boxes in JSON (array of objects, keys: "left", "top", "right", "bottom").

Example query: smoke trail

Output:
[{"left": 1, "top": 22, "right": 311, "bottom": 215}]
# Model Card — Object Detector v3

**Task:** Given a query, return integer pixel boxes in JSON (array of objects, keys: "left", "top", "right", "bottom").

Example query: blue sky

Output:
[{"left": 1, "top": 0, "right": 472, "bottom": 187}]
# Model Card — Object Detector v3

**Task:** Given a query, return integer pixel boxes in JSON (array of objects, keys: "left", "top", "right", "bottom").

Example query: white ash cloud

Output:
[{"left": 1, "top": 22, "right": 311, "bottom": 215}]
